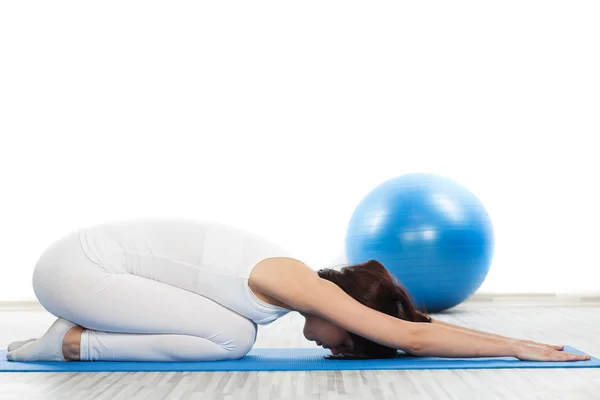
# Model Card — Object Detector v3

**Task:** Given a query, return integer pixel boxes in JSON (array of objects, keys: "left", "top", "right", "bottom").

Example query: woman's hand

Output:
[
  {"left": 514, "top": 342, "right": 591, "bottom": 362},
  {"left": 519, "top": 339, "right": 563, "bottom": 351}
]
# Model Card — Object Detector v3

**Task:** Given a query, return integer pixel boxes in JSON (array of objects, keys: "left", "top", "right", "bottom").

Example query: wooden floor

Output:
[{"left": 1, "top": 301, "right": 599, "bottom": 400}]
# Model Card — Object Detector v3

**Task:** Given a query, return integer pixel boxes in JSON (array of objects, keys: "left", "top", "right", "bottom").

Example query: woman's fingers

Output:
[
  {"left": 541, "top": 349, "right": 590, "bottom": 362},
  {"left": 516, "top": 343, "right": 591, "bottom": 362},
  {"left": 556, "top": 351, "right": 590, "bottom": 361}
]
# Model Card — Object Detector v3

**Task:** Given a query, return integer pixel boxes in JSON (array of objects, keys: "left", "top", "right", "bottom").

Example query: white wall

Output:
[{"left": 1, "top": 1, "right": 599, "bottom": 301}]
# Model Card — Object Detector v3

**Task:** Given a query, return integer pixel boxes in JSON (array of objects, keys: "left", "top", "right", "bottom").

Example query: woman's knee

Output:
[{"left": 222, "top": 317, "right": 257, "bottom": 360}]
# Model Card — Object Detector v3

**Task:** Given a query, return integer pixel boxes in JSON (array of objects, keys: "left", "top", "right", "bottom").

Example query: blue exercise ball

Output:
[{"left": 345, "top": 173, "right": 494, "bottom": 313}]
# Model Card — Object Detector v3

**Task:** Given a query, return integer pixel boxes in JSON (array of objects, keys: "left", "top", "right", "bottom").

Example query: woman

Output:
[{"left": 6, "top": 218, "right": 590, "bottom": 363}]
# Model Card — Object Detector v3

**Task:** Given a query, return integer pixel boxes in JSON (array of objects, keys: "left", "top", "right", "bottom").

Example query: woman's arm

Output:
[
  {"left": 429, "top": 318, "right": 564, "bottom": 350},
  {"left": 251, "top": 259, "right": 590, "bottom": 361},
  {"left": 431, "top": 318, "right": 510, "bottom": 339},
  {"left": 250, "top": 258, "right": 519, "bottom": 358},
  {"left": 250, "top": 258, "right": 591, "bottom": 361}
]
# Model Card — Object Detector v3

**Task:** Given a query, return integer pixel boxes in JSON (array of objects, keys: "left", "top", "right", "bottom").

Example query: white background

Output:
[{"left": 1, "top": 1, "right": 599, "bottom": 301}]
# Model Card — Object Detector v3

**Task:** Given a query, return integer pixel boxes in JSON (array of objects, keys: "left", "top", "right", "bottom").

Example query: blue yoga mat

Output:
[{"left": 1, "top": 346, "right": 598, "bottom": 372}]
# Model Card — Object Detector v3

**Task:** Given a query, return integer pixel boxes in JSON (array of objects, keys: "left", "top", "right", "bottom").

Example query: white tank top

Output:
[{"left": 77, "top": 217, "right": 291, "bottom": 325}]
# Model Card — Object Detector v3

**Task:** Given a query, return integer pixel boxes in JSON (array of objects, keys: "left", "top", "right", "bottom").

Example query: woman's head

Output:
[
  {"left": 302, "top": 314, "right": 354, "bottom": 356},
  {"left": 303, "top": 259, "right": 431, "bottom": 359}
]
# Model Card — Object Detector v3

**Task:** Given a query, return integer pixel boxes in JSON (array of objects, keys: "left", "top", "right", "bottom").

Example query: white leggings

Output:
[{"left": 32, "top": 230, "right": 258, "bottom": 362}]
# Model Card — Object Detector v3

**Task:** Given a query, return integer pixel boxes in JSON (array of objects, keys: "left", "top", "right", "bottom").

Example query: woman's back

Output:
[{"left": 78, "top": 217, "right": 291, "bottom": 325}]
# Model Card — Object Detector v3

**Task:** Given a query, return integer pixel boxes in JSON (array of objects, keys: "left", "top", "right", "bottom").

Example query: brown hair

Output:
[{"left": 318, "top": 259, "right": 431, "bottom": 359}]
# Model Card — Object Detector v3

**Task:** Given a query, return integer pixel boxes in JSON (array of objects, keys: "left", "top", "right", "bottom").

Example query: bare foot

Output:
[{"left": 62, "top": 325, "right": 84, "bottom": 361}]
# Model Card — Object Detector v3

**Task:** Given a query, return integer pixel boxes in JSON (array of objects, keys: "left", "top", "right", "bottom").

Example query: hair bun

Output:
[{"left": 318, "top": 268, "right": 331, "bottom": 279}]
